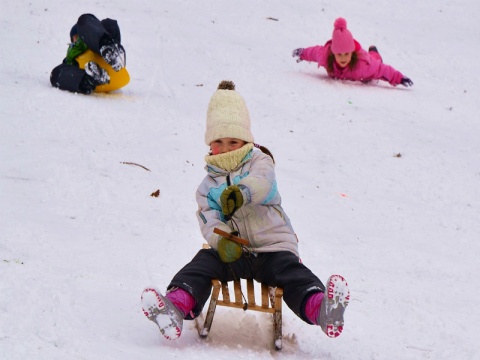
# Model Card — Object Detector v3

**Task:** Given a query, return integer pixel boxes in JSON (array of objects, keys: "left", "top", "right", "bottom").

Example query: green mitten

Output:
[
  {"left": 220, "top": 185, "right": 244, "bottom": 217},
  {"left": 217, "top": 236, "right": 242, "bottom": 263}
]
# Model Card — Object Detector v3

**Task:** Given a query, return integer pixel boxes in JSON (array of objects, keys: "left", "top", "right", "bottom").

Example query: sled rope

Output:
[{"left": 222, "top": 174, "right": 250, "bottom": 311}]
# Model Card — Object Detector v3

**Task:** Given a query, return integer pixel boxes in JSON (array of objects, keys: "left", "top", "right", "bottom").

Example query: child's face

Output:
[
  {"left": 210, "top": 138, "right": 246, "bottom": 155},
  {"left": 72, "top": 34, "right": 79, "bottom": 43},
  {"left": 334, "top": 52, "right": 353, "bottom": 68}
]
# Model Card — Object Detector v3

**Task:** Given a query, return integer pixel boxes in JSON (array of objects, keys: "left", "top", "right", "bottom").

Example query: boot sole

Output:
[
  {"left": 141, "top": 288, "right": 183, "bottom": 340},
  {"left": 320, "top": 275, "right": 350, "bottom": 338}
]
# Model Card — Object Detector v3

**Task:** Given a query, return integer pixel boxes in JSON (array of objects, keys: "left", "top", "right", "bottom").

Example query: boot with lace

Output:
[
  {"left": 99, "top": 36, "right": 125, "bottom": 71},
  {"left": 85, "top": 61, "right": 110, "bottom": 85}
]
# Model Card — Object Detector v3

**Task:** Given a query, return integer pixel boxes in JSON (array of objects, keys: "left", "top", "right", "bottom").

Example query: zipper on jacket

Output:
[
  {"left": 224, "top": 174, "right": 232, "bottom": 222},
  {"left": 225, "top": 172, "right": 255, "bottom": 250}
]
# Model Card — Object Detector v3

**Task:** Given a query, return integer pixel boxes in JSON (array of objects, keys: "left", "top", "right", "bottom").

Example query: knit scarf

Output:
[{"left": 205, "top": 143, "right": 254, "bottom": 172}]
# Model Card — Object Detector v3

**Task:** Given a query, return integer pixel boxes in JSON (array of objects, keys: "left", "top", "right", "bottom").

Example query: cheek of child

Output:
[{"left": 210, "top": 144, "right": 220, "bottom": 155}]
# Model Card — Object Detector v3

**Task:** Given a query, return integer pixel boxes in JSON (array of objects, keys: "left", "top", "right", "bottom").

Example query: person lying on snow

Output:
[
  {"left": 50, "top": 13, "right": 125, "bottom": 94},
  {"left": 292, "top": 17, "right": 413, "bottom": 87},
  {"left": 140, "top": 80, "right": 350, "bottom": 341}
]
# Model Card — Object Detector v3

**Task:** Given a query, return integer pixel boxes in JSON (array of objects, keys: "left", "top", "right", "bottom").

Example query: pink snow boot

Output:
[
  {"left": 141, "top": 288, "right": 184, "bottom": 340},
  {"left": 166, "top": 287, "right": 196, "bottom": 319},
  {"left": 305, "top": 275, "right": 350, "bottom": 338},
  {"left": 318, "top": 275, "right": 350, "bottom": 337}
]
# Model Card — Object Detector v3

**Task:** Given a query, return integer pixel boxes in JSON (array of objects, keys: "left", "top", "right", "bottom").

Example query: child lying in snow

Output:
[
  {"left": 292, "top": 17, "right": 413, "bottom": 87},
  {"left": 50, "top": 13, "right": 125, "bottom": 94}
]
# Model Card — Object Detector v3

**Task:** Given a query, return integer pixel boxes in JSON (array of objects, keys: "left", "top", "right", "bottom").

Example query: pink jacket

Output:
[{"left": 300, "top": 40, "right": 404, "bottom": 86}]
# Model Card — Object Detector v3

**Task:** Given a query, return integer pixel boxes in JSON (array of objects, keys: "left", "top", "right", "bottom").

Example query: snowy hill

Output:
[{"left": 1, "top": 1, "right": 479, "bottom": 359}]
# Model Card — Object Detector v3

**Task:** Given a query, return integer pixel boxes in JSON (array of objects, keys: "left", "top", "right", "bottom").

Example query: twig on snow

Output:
[{"left": 120, "top": 162, "right": 151, "bottom": 171}]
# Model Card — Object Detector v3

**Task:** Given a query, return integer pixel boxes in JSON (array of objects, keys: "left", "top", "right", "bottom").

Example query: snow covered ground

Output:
[{"left": 1, "top": 1, "right": 479, "bottom": 359}]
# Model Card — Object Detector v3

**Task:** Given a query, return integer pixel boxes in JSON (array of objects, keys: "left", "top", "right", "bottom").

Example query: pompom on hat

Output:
[
  {"left": 330, "top": 17, "right": 355, "bottom": 54},
  {"left": 205, "top": 80, "right": 254, "bottom": 145}
]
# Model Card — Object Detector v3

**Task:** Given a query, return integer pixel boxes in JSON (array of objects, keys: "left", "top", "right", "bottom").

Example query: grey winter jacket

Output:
[{"left": 196, "top": 149, "right": 299, "bottom": 256}]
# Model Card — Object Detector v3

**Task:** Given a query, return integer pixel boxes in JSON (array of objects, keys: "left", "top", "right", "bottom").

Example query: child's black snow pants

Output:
[
  {"left": 168, "top": 248, "right": 326, "bottom": 324},
  {"left": 77, "top": 13, "right": 121, "bottom": 54}
]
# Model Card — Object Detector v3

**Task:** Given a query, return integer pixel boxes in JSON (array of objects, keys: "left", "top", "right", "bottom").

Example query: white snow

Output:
[{"left": 1, "top": 1, "right": 479, "bottom": 359}]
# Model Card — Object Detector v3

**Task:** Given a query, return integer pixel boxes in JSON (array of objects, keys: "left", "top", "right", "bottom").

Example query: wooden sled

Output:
[{"left": 195, "top": 228, "right": 284, "bottom": 350}]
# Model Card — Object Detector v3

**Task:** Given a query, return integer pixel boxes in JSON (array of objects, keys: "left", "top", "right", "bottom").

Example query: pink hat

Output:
[{"left": 331, "top": 18, "right": 355, "bottom": 54}]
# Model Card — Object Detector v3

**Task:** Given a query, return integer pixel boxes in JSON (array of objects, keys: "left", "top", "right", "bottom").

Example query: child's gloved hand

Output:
[
  {"left": 221, "top": 185, "right": 243, "bottom": 217},
  {"left": 292, "top": 48, "right": 304, "bottom": 63},
  {"left": 401, "top": 77, "right": 413, "bottom": 87},
  {"left": 217, "top": 234, "right": 242, "bottom": 263}
]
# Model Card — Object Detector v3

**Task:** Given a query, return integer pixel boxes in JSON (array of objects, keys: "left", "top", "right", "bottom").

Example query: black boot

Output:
[
  {"left": 85, "top": 61, "right": 110, "bottom": 85},
  {"left": 99, "top": 35, "right": 125, "bottom": 71},
  {"left": 78, "top": 75, "right": 97, "bottom": 94}
]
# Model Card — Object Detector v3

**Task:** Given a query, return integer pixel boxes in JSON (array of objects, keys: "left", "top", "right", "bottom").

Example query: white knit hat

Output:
[{"left": 205, "top": 81, "right": 254, "bottom": 145}]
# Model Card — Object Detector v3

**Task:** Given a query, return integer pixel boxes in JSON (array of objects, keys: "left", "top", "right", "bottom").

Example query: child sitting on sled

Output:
[
  {"left": 140, "top": 80, "right": 350, "bottom": 341},
  {"left": 50, "top": 13, "right": 126, "bottom": 94},
  {"left": 292, "top": 17, "right": 413, "bottom": 87}
]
